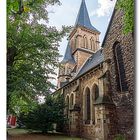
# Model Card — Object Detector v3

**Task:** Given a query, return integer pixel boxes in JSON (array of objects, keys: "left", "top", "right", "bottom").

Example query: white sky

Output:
[{"left": 47, "top": 0, "right": 117, "bottom": 86}]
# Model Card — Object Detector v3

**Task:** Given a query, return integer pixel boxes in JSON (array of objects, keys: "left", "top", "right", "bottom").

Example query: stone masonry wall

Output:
[
  {"left": 103, "top": 9, "right": 135, "bottom": 139},
  {"left": 78, "top": 68, "right": 103, "bottom": 140},
  {"left": 76, "top": 50, "right": 92, "bottom": 71}
]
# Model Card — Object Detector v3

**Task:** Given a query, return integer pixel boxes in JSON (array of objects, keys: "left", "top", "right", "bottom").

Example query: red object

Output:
[
  {"left": 10, "top": 116, "right": 16, "bottom": 126},
  {"left": 7, "top": 115, "right": 16, "bottom": 126}
]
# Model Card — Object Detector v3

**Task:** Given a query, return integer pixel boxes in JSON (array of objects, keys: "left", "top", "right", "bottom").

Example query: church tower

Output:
[
  {"left": 58, "top": 0, "right": 100, "bottom": 88},
  {"left": 69, "top": 0, "right": 100, "bottom": 70},
  {"left": 57, "top": 42, "right": 76, "bottom": 88}
]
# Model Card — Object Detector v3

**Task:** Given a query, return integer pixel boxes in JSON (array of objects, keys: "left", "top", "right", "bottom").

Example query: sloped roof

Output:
[
  {"left": 61, "top": 42, "right": 76, "bottom": 64},
  {"left": 56, "top": 49, "right": 104, "bottom": 90},
  {"left": 75, "top": 0, "right": 100, "bottom": 33},
  {"left": 75, "top": 49, "right": 104, "bottom": 78}
]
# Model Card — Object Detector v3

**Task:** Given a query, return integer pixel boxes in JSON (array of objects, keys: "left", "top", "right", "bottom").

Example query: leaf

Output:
[{"left": 24, "top": 6, "right": 30, "bottom": 12}]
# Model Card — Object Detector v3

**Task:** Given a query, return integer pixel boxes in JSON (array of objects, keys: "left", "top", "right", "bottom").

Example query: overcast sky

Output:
[{"left": 47, "top": 0, "right": 117, "bottom": 86}]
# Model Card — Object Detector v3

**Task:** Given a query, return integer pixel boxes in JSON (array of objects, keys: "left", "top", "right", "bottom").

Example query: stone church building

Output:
[{"left": 54, "top": 0, "right": 134, "bottom": 139}]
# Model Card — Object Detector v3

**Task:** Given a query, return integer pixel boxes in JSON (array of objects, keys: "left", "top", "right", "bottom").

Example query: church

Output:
[{"left": 54, "top": 0, "right": 134, "bottom": 139}]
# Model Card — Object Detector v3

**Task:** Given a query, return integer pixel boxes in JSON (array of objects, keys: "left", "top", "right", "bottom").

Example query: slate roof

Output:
[
  {"left": 75, "top": 0, "right": 100, "bottom": 33},
  {"left": 74, "top": 49, "right": 104, "bottom": 79},
  {"left": 57, "top": 49, "right": 104, "bottom": 89},
  {"left": 61, "top": 42, "right": 76, "bottom": 64}
]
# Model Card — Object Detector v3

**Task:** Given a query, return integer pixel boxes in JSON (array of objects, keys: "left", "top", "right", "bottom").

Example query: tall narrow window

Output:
[
  {"left": 90, "top": 37, "right": 95, "bottom": 51},
  {"left": 84, "top": 87, "right": 91, "bottom": 124},
  {"left": 92, "top": 84, "right": 99, "bottom": 124},
  {"left": 94, "top": 85, "right": 99, "bottom": 100},
  {"left": 74, "top": 36, "right": 79, "bottom": 50},
  {"left": 70, "top": 94, "right": 74, "bottom": 109},
  {"left": 83, "top": 35, "right": 88, "bottom": 49},
  {"left": 86, "top": 92, "right": 90, "bottom": 121},
  {"left": 90, "top": 38, "right": 92, "bottom": 50},
  {"left": 66, "top": 96, "right": 69, "bottom": 118},
  {"left": 113, "top": 42, "right": 128, "bottom": 92}
]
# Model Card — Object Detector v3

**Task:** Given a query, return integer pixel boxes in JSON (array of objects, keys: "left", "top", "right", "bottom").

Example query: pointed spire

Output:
[
  {"left": 61, "top": 42, "right": 76, "bottom": 64},
  {"left": 75, "top": 0, "right": 100, "bottom": 32}
]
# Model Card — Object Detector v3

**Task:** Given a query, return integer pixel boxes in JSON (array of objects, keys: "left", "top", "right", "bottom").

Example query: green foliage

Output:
[
  {"left": 18, "top": 94, "right": 66, "bottom": 133},
  {"left": 116, "top": 0, "right": 134, "bottom": 34},
  {"left": 9, "top": 91, "right": 38, "bottom": 115},
  {"left": 7, "top": 0, "right": 61, "bottom": 19},
  {"left": 114, "top": 134, "right": 125, "bottom": 140},
  {"left": 7, "top": 0, "right": 71, "bottom": 114}
]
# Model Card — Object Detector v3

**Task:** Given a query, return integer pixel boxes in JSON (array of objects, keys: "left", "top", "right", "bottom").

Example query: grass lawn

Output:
[{"left": 7, "top": 128, "right": 86, "bottom": 140}]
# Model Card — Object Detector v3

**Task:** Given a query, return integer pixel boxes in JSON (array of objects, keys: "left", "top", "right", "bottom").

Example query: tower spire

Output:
[{"left": 75, "top": 0, "right": 99, "bottom": 32}]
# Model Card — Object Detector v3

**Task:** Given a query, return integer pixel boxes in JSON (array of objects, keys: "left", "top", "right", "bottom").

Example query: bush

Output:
[
  {"left": 114, "top": 134, "right": 125, "bottom": 140},
  {"left": 18, "top": 94, "right": 66, "bottom": 133}
]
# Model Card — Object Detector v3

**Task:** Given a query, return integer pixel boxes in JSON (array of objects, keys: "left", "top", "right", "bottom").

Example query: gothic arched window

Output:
[
  {"left": 75, "top": 36, "right": 79, "bottom": 49},
  {"left": 66, "top": 96, "right": 69, "bottom": 118},
  {"left": 70, "top": 94, "right": 74, "bottom": 109},
  {"left": 90, "top": 37, "right": 95, "bottom": 51},
  {"left": 84, "top": 87, "right": 91, "bottom": 124},
  {"left": 94, "top": 84, "right": 99, "bottom": 100},
  {"left": 83, "top": 35, "right": 88, "bottom": 49},
  {"left": 113, "top": 42, "right": 128, "bottom": 92},
  {"left": 92, "top": 84, "right": 99, "bottom": 124},
  {"left": 86, "top": 92, "right": 90, "bottom": 121}
]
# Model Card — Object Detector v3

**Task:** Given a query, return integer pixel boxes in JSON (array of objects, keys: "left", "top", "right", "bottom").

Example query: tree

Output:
[
  {"left": 18, "top": 94, "right": 66, "bottom": 133},
  {"left": 116, "top": 0, "right": 134, "bottom": 34},
  {"left": 7, "top": 0, "right": 70, "bottom": 114}
]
